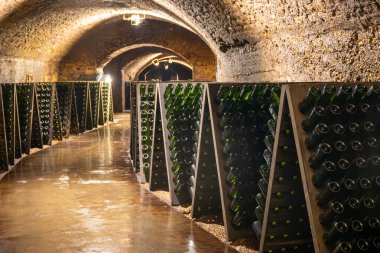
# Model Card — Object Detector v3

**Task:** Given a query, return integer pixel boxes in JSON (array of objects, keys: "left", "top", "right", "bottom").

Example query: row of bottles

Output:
[
  {"left": 135, "top": 81, "right": 379, "bottom": 251},
  {"left": 214, "top": 83, "right": 280, "bottom": 231},
  {"left": 256, "top": 94, "right": 314, "bottom": 253},
  {"left": 150, "top": 99, "right": 168, "bottom": 190},
  {"left": 36, "top": 83, "right": 54, "bottom": 145},
  {"left": 1, "top": 84, "right": 21, "bottom": 166},
  {"left": 102, "top": 82, "right": 113, "bottom": 123},
  {"left": 164, "top": 83, "right": 203, "bottom": 204},
  {"left": 192, "top": 101, "right": 221, "bottom": 216},
  {"left": 130, "top": 83, "right": 139, "bottom": 172},
  {"left": 299, "top": 84, "right": 380, "bottom": 253},
  {"left": 139, "top": 83, "right": 155, "bottom": 180},
  {"left": 0, "top": 82, "right": 113, "bottom": 171}
]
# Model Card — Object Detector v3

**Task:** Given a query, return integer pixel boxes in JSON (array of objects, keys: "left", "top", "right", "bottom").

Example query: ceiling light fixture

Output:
[
  {"left": 152, "top": 59, "right": 160, "bottom": 66},
  {"left": 123, "top": 14, "right": 146, "bottom": 25}
]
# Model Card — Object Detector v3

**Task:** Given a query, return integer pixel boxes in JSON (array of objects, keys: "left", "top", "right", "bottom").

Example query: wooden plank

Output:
[
  {"left": 287, "top": 83, "right": 330, "bottom": 253},
  {"left": 85, "top": 82, "right": 93, "bottom": 131},
  {"left": 158, "top": 83, "right": 180, "bottom": 205},
  {"left": 14, "top": 86, "right": 22, "bottom": 159},
  {"left": 1, "top": 84, "right": 16, "bottom": 165},
  {"left": 207, "top": 83, "right": 255, "bottom": 242},
  {"left": 74, "top": 82, "right": 88, "bottom": 133},
  {"left": 89, "top": 82, "right": 101, "bottom": 129},
  {"left": 52, "top": 84, "right": 63, "bottom": 141},
  {"left": 70, "top": 84, "right": 80, "bottom": 135},
  {"left": 36, "top": 83, "right": 54, "bottom": 145},
  {"left": 56, "top": 82, "right": 73, "bottom": 138},
  {"left": 130, "top": 82, "right": 139, "bottom": 172},
  {"left": 149, "top": 84, "right": 169, "bottom": 191},
  {"left": 260, "top": 87, "right": 314, "bottom": 253},
  {"left": 30, "top": 84, "right": 43, "bottom": 149},
  {"left": 0, "top": 86, "right": 9, "bottom": 171},
  {"left": 17, "top": 83, "right": 34, "bottom": 154},
  {"left": 191, "top": 85, "right": 222, "bottom": 218}
]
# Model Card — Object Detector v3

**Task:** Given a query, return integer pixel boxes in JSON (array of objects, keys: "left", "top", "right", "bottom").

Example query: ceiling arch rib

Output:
[
  {"left": 98, "top": 43, "right": 193, "bottom": 72},
  {"left": 59, "top": 18, "right": 216, "bottom": 82},
  {"left": 103, "top": 46, "right": 191, "bottom": 81}
]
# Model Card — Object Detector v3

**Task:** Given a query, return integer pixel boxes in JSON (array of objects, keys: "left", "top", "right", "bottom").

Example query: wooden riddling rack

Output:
[
  {"left": 131, "top": 81, "right": 380, "bottom": 253},
  {"left": 129, "top": 82, "right": 139, "bottom": 172},
  {"left": 129, "top": 82, "right": 157, "bottom": 183},
  {"left": 0, "top": 81, "right": 114, "bottom": 175}
]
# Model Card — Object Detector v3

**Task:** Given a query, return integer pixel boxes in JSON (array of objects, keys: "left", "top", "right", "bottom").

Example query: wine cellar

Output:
[
  {"left": 0, "top": 0, "right": 379, "bottom": 252},
  {"left": 0, "top": 82, "right": 114, "bottom": 175},
  {"left": 130, "top": 82, "right": 380, "bottom": 253}
]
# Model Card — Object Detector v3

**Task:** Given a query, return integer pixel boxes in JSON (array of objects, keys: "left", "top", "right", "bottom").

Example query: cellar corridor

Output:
[{"left": 0, "top": 114, "right": 236, "bottom": 253}]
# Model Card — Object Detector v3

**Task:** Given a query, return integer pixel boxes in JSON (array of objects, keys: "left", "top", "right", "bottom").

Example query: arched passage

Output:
[
  {"left": 102, "top": 46, "right": 193, "bottom": 111},
  {"left": 58, "top": 18, "right": 216, "bottom": 83}
]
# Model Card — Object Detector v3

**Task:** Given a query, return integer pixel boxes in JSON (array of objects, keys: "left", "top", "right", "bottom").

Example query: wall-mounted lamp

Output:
[
  {"left": 123, "top": 14, "right": 146, "bottom": 26},
  {"left": 164, "top": 64, "right": 169, "bottom": 70}
]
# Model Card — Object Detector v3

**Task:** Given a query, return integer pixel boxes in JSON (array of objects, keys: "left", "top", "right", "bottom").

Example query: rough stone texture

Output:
[
  {"left": 0, "top": 57, "right": 57, "bottom": 83},
  {"left": 0, "top": 0, "right": 379, "bottom": 83},
  {"left": 215, "top": 0, "right": 380, "bottom": 82},
  {"left": 58, "top": 18, "right": 215, "bottom": 83}
]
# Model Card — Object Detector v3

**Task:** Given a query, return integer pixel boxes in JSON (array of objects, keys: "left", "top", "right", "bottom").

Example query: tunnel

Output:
[{"left": 0, "top": 1, "right": 379, "bottom": 253}]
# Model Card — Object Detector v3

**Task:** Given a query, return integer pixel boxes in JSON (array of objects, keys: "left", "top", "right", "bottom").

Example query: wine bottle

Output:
[
  {"left": 240, "top": 85, "right": 254, "bottom": 102},
  {"left": 362, "top": 121, "right": 376, "bottom": 138},
  {"left": 306, "top": 123, "right": 329, "bottom": 149},
  {"left": 312, "top": 161, "right": 336, "bottom": 187},
  {"left": 302, "top": 106, "right": 326, "bottom": 131},
  {"left": 343, "top": 197, "right": 361, "bottom": 217},
  {"left": 324, "top": 221, "right": 348, "bottom": 245},
  {"left": 164, "top": 84, "right": 174, "bottom": 101},
  {"left": 298, "top": 86, "right": 322, "bottom": 113},
  {"left": 310, "top": 143, "right": 332, "bottom": 169},
  {"left": 333, "top": 85, "right": 353, "bottom": 105},
  {"left": 333, "top": 242, "right": 352, "bottom": 253},
  {"left": 348, "top": 220, "right": 364, "bottom": 239},
  {"left": 215, "top": 85, "right": 229, "bottom": 104},
  {"left": 258, "top": 178, "right": 268, "bottom": 196},
  {"left": 317, "top": 84, "right": 336, "bottom": 106},
  {"left": 348, "top": 84, "right": 368, "bottom": 103},
  {"left": 232, "top": 210, "right": 250, "bottom": 229},
  {"left": 255, "top": 193, "right": 266, "bottom": 210},
  {"left": 326, "top": 104, "right": 342, "bottom": 123},
  {"left": 340, "top": 178, "right": 357, "bottom": 195},
  {"left": 317, "top": 181, "right": 341, "bottom": 206},
  {"left": 363, "top": 84, "right": 380, "bottom": 105},
  {"left": 319, "top": 201, "right": 344, "bottom": 226},
  {"left": 252, "top": 220, "right": 262, "bottom": 239},
  {"left": 369, "top": 237, "right": 380, "bottom": 250},
  {"left": 264, "top": 135, "right": 274, "bottom": 153},
  {"left": 255, "top": 205, "right": 264, "bottom": 222},
  {"left": 366, "top": 137, "right": 379, "bottom": 152},
  {"left": 351, "top": 238, "right": 370, "bottom": 252}
]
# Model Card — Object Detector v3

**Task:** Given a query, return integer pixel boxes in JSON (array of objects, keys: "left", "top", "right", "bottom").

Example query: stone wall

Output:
[
  {"left": 0, "top": 57, "right": 57, "bottom": 83},
  {"left": 0, "top": 0, "right": 378, "bottom": 84},
  {"left": 58, "top": 18, "right": 216, "bottom": 82}
]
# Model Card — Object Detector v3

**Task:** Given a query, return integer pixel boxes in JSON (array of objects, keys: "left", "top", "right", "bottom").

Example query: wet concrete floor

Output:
[{"left": 0, "top": 114, "right": 237, "bottom": 253}]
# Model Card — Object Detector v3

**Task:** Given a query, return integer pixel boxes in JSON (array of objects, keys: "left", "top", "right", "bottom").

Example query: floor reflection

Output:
[{"left": 0, "top": 114, "right": 236, "bottom": 253}]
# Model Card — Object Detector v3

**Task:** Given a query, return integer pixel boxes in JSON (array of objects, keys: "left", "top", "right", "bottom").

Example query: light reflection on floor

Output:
[{"left": 0, "top": 114, "right": 237, "bottom": 253}]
